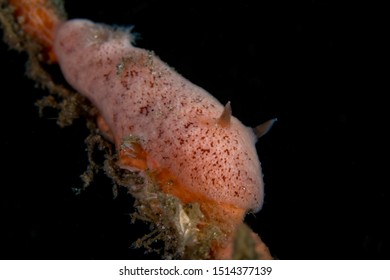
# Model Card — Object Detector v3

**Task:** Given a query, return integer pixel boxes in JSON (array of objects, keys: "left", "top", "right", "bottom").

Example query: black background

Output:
[{"left": 0, "top": 0, "right": 387, "bottom": 259}]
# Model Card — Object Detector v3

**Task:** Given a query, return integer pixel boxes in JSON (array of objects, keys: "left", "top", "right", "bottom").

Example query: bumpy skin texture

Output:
[{"left": 54, "top": 19, "right": 264, "bottom": 213}]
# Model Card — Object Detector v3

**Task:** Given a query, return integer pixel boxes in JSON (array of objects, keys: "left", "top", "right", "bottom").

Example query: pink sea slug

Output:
[
  {"left": 54, "top": 19, "right": 269, "bottom": 257},
  {"left": 2, "top": 0, "right": 275, "bottom": 258}
]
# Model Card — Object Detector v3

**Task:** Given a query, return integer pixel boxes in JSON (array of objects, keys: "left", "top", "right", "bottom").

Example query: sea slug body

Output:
[
  {"left": 53, "top": 19, "right": 265, "bottom": 249},
  {"left": 1, "top": 0, "right": 273, "bottom": 257}
]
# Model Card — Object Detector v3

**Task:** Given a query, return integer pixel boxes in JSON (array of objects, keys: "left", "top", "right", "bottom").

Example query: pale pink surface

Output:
[{"left": 54, "top": 19, "right": 264, "bottom": 212}]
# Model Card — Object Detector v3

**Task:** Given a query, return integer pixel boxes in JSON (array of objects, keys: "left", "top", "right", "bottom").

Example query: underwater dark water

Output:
[{"left": 0, "top": 0, "right": 387, "bottom": 259}]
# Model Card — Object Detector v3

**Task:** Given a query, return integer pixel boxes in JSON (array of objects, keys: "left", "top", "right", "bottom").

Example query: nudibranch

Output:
[{"left": 1, "top": 0, "right": 275, "bottom": 259}]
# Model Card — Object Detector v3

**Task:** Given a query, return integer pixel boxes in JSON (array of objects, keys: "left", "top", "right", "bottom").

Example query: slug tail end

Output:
[{"left": 8, "top": 0, "right": 66, "bottom": 62}]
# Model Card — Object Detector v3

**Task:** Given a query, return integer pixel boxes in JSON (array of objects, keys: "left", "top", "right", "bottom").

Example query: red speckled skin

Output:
[{"left": 54, "top": 19, "right": 264, "bottom": 213}]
